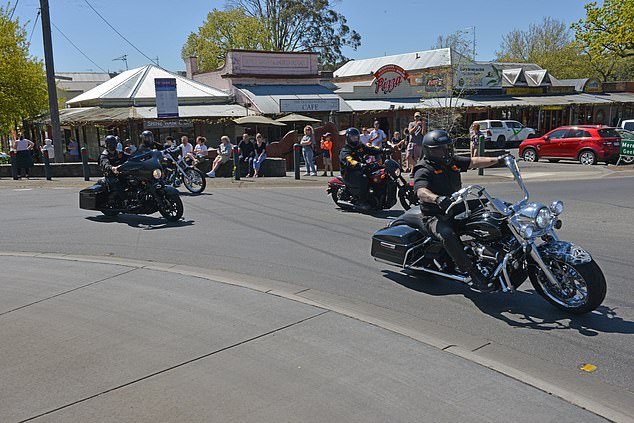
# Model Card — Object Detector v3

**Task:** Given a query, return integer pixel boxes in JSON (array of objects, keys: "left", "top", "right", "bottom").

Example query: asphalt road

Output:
[{"left": 1, "top": 175, "right": 633, "bottom": 416}]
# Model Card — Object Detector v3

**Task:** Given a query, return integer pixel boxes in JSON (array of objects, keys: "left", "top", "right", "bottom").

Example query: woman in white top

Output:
[
  {"left": 190, "top": 136, "right": 208, "bottom": 166},
  {"left": 13, "top": 133, "right": 35, "bottom": 178},
  {"left": 206, "top": 136, "right": 233, "bottom": 178}
]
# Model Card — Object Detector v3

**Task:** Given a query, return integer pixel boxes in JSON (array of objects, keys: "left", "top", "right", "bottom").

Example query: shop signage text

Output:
[
  {"left": 620, "top": 139, "right": 634, "bottom": 160},
  {"left": 279, "top": 98, "right": 340, "bottom": 112},
  {"left": 373, "top": 64, "right": 409, "bottom": 95},
  {"left": 144, "top": 119, "right": 193, "bottom": 129}
]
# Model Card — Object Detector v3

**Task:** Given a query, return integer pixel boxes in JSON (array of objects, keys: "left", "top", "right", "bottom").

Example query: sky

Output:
[{"left": 9, "top": 0, "right": 590, "bottom": 73}]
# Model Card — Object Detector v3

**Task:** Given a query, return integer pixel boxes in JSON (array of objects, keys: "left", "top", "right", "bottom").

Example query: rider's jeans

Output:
[{"left": 423, "top": 214, "right": 472, "bottom": 272}]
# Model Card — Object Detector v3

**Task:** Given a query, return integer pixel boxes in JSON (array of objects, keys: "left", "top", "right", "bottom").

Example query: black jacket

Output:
[
  {"left": 339, "top": 143, "right": 380, "bottom": 174},
  {"left": 99, "top": 150, "right": 127, "bottom": 177}
]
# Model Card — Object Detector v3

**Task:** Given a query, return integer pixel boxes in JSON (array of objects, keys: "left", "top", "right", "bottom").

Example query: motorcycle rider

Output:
[
  {"left": 339, "top": 127, "right": 384, "bottom": 213},
  {"left": 99, "top": 135, "right": 128, "bottom": 205},
  {"left": 136, "top": 130, "right": 158, "bottom": 154},
  {"left": 413, "top": 129, "right": 510, "bottom": 292}
]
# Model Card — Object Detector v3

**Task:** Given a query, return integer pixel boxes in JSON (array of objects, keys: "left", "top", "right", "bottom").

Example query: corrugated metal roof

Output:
[
  {"left": 334, "top": 48, "right": 455, "bottom": 78},
  {"left": 66, "top": 65, "right": 229, "bottom": 107},
  {"left": 235, "top": 84, "right": 351, "bottom": 114}
]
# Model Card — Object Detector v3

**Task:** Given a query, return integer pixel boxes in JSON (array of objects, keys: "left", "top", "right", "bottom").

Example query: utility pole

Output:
[{"left": 40, "top": 0, "right": 64, "bottom": 162}]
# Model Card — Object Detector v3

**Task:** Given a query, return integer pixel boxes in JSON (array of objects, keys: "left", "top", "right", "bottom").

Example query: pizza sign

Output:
[{"left": 373, "top": 64, "right": 409, "bottom": 95}]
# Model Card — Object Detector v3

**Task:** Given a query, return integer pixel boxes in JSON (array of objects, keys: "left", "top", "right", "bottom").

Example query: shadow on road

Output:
[
  {"left": 382, "top": 269, "right": 634, "bottom": 337},
  {"left": 178, "top": 191, "right": 212, "bottom": 197},
  {"left": 86, "top": 215, "right": 195, "bottom": 230}
]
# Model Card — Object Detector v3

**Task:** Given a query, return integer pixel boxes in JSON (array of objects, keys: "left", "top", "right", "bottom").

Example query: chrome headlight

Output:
[
  {"left": 520, "top": 224, "right": 534, "bottom": 238},
  {"left": 536, "top": 207, "right": 553, "bottom": 229},
  {"left": 152, "top": 169, "right": 162, "bottom": 179},
  {"left": 549, "top": 200, "right": 564, "bottom": 216}
]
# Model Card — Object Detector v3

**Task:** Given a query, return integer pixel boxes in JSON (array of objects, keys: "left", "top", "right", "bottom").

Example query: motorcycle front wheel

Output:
[
  {"left": 182, "top": 168, "right": 206, "bottom": 194},
  {"left": 398, "top": 185, "right": 418, "bottom": 210},
  {"left": 528, "top": 259, "right": 606, "bottom": 314},
  {"left": 158, "top": 191, "right": 184, "bottom": 222}
]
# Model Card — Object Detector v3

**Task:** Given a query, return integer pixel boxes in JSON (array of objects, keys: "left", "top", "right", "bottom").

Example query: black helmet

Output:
[
  {"left": 140, "top": 130, "right": 154, "bottom": 148},
  {"left": 104, "top": 135, "right": 118, "bottom": 153},
  {"left": 345, "top": 127, "right": 361, "bottom": 147},
  {"left": 422, "top": 129, "right": 455, "bottom": 166}
]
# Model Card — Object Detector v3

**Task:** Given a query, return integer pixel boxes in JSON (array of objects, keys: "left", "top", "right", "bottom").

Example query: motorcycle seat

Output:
[{"left": 392, "top": 207, "right": 429, "bottom": 234}]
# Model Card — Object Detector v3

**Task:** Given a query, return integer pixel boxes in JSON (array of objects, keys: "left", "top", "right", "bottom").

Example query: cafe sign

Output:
[{"left": 373, "top": 64, "right": 409, "bottom": 95}]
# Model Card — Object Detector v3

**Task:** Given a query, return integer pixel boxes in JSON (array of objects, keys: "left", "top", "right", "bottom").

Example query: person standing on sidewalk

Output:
[
  {"left": 13, "top": 133, "right": 35, "bottom": 178},
  {"left": 300, "top": 125, "right": 317, "bottom": 176},
  {"left": 469, "top": 122, "right": 482, "bottom": 158},
  {"left": 41, "top": 138, "right": 55, "bottom": 161},
  {"left": 368, "top": 121, "right": 386, "bottom": 163},
  {"left": 67, "top": 138, "right": 80, "bottom": 162},
  {"left": 407, "top": 111, "right": 425, "bottom": 177},
  {"left": 320, "top": 132, "right": 334, "bottom": 176}
]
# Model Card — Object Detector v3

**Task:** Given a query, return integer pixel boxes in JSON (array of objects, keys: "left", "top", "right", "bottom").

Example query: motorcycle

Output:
[
  {"left": 327, "top": 150, "right": 418, "bottom": 211},
  {"left": 161, "top": 146, "right": 206, "bottom": 194},
  {"left": 79, "top": 150, "right": 184, "bottom": 222},
  {"left": 371, "top": 156, "right": 606, "bottom": 314}
]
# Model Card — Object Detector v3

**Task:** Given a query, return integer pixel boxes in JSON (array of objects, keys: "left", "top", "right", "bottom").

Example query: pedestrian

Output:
[
  {"left": 178, "top": 135, "right": 194, "bottom": 164},
  {"left": 192, "top": 136, "right": 208, "bottom": 166},
  {"left": 320, "top": 132, "right": 334, "bottom": 176},
  {"left": 368, "top": 120, "right": 386, "bottom": 162},
  {"left": 41, "top": 138, "right": 55, "bottom": 161},
  {"left": 124, "top": 139, "right": 136, "bottom": 155},
  {"left": 360, "top": 127, "right": 371, "bottom": 147},
  {"left": 469, "top": 122, "right": 482, "bottom": 157},
  {"left": 388, "top": 131, "right": 404, "bottom": 165},
  {"left": 13, "top": 133, "right": 34, "bottom": 178},
  {"left": 250, "top": 133, "right": 267, "bottom": 178},
  {"left": 115, "top": 136, "right": 123, "bottom": 153},
  {"left": 300, "top": 125, "right": 317, "bottom": 176},
  {"left": 163, "top": 136, "right": 174, "bottom": 149},
  {"left": 67, "top": 138, "right": 79, "bottom": 162},
  {"left": 207, "top": 136, "right": 233, "bottom": 178},
  {"left": 238, "top": 133, "right": 255, "bottom": 176},
  {"left": 407, "top": 111, "right": 425, "bottom": 176}
]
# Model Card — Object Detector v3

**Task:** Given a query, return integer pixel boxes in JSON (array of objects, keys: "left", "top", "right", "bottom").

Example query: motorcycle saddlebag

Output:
[
  {"left": 371, "top": 224, "right": 425, "bottom": 265},
  {"left": 79, "top": 184, "right": 107, "bottom": 210}
]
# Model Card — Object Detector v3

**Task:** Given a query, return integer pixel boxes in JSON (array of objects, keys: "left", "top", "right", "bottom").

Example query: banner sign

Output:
[
  {"left": 144, "top": 119, "right": 193, "bottom": 129},
  {"left": 619, "top": 139, "right": 634, "bottom": 161},
  {"left": 279, "top": 98, "right": 339, "bottom": 112},
  {"left": 155, "top": 78, "right": 179, "bottom": 118},
  {"left": 454, "top": 64, "right": 501, "bottom": 90},
  {"left": 372, "top": 64, "right": 409, "bottom": 95}
]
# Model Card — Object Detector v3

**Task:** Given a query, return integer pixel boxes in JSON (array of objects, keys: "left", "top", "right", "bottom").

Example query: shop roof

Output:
[
  {"left": 66, "top": 65, "right": 230, "bottom": 107},
  {"left": 235, "top": 84, "right": 351, "bottom": 114},
  {"left": 333, "top": 48, "right": 460, "bottom": 79},
  {"left": 48, "top": 104, "right": 248, "bottom": 124}
]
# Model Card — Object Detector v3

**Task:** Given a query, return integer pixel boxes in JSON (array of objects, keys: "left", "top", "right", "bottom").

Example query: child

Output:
[{"left": 320, "top": 132, "right": 334, "bottom": 176}]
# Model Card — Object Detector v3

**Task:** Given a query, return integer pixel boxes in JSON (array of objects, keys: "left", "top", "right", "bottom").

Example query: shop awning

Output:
[{"left": 235, "top": 84, "right": 351, "bottom": 114}]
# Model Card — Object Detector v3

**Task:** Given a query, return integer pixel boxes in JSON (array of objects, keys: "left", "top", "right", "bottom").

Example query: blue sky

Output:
[{"left": 10, "top": 0, "right": 589, "bottom": 73}]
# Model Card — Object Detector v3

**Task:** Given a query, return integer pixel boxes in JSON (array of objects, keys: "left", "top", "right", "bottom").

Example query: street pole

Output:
[{"left": 40, "top": 0, "right": 64, "bottom": 162}]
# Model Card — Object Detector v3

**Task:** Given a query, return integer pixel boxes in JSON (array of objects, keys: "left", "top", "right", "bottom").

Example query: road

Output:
[{"left": 1, "top": 175, "right": 633, "bottom": 419}]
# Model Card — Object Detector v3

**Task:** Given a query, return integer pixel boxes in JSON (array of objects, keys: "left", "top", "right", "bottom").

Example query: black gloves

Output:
[
  {"left": 497, "top": 153, "right": 514, "bottom": 165},
  {"left": 435, "top": 196, "right": 452, "bottom": 212}
]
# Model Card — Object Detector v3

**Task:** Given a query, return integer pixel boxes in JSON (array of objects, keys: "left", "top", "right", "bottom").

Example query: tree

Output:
[
  {"left": 432, "top": 30, "right": 474, "bottom": 61},
  {"left": 0, "top": 4, "right": 48, "bottom": 136},
  {"left": 495, "top": 17, "right": 592, "bottom": 79},
  {"left": 181, "top": 8, "right": 272, "bottom": 72},
  {"left": 573, "top": 0, "right": 634, "bottom": 59},
  {"left": 230, "top": 0, "right": 361, "bottom": 66}
]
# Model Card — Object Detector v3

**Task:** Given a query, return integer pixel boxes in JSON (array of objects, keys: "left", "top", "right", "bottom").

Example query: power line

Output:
[
  {"left": 83, "top": 0, "right": 158, "bottom": 67},
  {"left": 28, "top": 10, "right": 40, "bottom": 44},
  {"left": 9, "top": 0, "right": 20, "bottom": 20},
  {"left": 52, "top": 21, "right": 108, "bottom": 73}
]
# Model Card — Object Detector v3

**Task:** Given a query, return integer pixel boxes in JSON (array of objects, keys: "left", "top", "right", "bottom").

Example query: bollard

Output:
[
  {"left": 10, "top": 150, "right": 18, "bottom": 180},
  {"left": 232, "top": 146, "right": 240, "bottom": 181},
  {"left": 42, "top": 149, "right": 52, "bottom": 180},
  {"left": 478, "top": 134, "right": 485, "bottom": 176},
  {"left": 80, "top": 147, "right": 90, "bottom": 181},
  {"left": 293, "top": 143, "right": 301, "bottom": 180}
]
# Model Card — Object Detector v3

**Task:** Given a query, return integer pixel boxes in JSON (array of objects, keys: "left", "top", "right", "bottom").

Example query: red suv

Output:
[{"left": 519, "top": 125, "right": 621, "bottom": 165}]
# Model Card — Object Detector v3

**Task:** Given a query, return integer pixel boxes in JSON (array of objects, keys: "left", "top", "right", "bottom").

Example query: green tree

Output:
[
  {"left": 231, "top": 0, "right": 361, "bottom": 66},
  {"left": 573, "top": 0, "right": 634, "bottom": 59},
  {"left": 495, "top": 17, "right": 592, "bottom": 79},
  {"left": 432, "top": 30, "right": 474, "bottom": 61},
  {"left": 181, "top": 8, "right": 271, "bottom": 72},
  {"left": 0, "top": 4, "right": 48, "bottom": 135}
]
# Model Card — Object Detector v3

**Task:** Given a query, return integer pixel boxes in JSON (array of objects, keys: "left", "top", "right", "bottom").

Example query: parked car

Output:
[
  {"left": 615, "top": 128, "right": 634, "bottom": 164},
  {"left": 619, "top": 119, "right": 634, "bottom": 131},
  {"left": 519, "top": 125, "right": 621, "bottom": 165},
  {"left": 473, "top": 119, "right": 536, "bottom": 148}
]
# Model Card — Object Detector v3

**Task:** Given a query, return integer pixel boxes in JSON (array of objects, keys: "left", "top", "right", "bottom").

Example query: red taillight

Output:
[{"left": 486, "top": 130, "right": 492, "bottom": 136}]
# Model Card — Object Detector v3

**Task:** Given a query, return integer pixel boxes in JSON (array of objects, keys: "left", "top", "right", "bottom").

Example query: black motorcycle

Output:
[
  {"left": 371, "top": 156, "right": 606, "bottom": 314},
  {"left": 161, "top": 146, "right": 206, "bottom": 194},
  {"left": 327, "top": 151, "right": 418, "bottom": 211},
  {"left": 79, "top": 150, "right": 184, "bottom": 222}
]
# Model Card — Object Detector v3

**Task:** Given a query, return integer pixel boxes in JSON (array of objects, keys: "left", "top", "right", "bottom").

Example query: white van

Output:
[
  {"left": 620, "top": 119, "right": 634, "bottom": 131},
  {"left": 473, "top": 120, "right": 536, "bottom": 147}
]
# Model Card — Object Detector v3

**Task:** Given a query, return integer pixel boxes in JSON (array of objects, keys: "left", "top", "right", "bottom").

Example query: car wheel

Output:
[
  {"left": 522, "top": 148, "right": 538, "bottom": 162},
  {"left": 496, "top": 135, "right": 506, "bottom": 148},
  {"left": 578, "top": 150, "right": 597, "bottom": 166}
]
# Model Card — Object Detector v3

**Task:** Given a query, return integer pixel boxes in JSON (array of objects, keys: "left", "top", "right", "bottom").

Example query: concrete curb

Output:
[{"left": 2, "top": 250, "right": 631, "bottom": 422}]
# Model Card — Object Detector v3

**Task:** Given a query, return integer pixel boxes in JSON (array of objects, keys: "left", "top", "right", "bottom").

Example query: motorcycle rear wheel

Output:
[
  {"left": 330, "top": 186, "right": 354, "bottom": 210},
  {"left": 183, "top": 168, "right": 206, "bottom": 194},
  {"left": 158, "top": 192, "right": 184, "bottom": 222},
  {"left": 528, "top": 259, "right": 606, "bottom": 314}
]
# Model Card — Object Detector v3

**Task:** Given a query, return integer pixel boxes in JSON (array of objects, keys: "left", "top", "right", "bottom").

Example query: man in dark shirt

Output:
[
  {"left": 339, "top": 127, "right": 382, "bottom": 212},
  {"left": 238, "top": 133, "right": 255, "bottom": 176},
  {"left": 99, "top": 135, "right": 127, "bottom": 204},
  {"left": 413, "top": 129, "right": 509, "bottom": 291}
]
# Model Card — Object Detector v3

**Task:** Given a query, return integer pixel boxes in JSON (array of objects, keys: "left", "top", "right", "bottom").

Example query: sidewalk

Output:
[
  {"left": 1, "top": 253, "right": 623, "bottom": 422},
  {"left": 2, "top": 162, "right": 634, "bottom": 190}
]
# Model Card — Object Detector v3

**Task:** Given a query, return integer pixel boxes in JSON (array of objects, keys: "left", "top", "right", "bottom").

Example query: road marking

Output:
[
  {"left": 14, "top": 188, "right": 32, "bottom": 191},
  {"left": 581, "top": 364, "right": 598, "bottom": 372}
]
